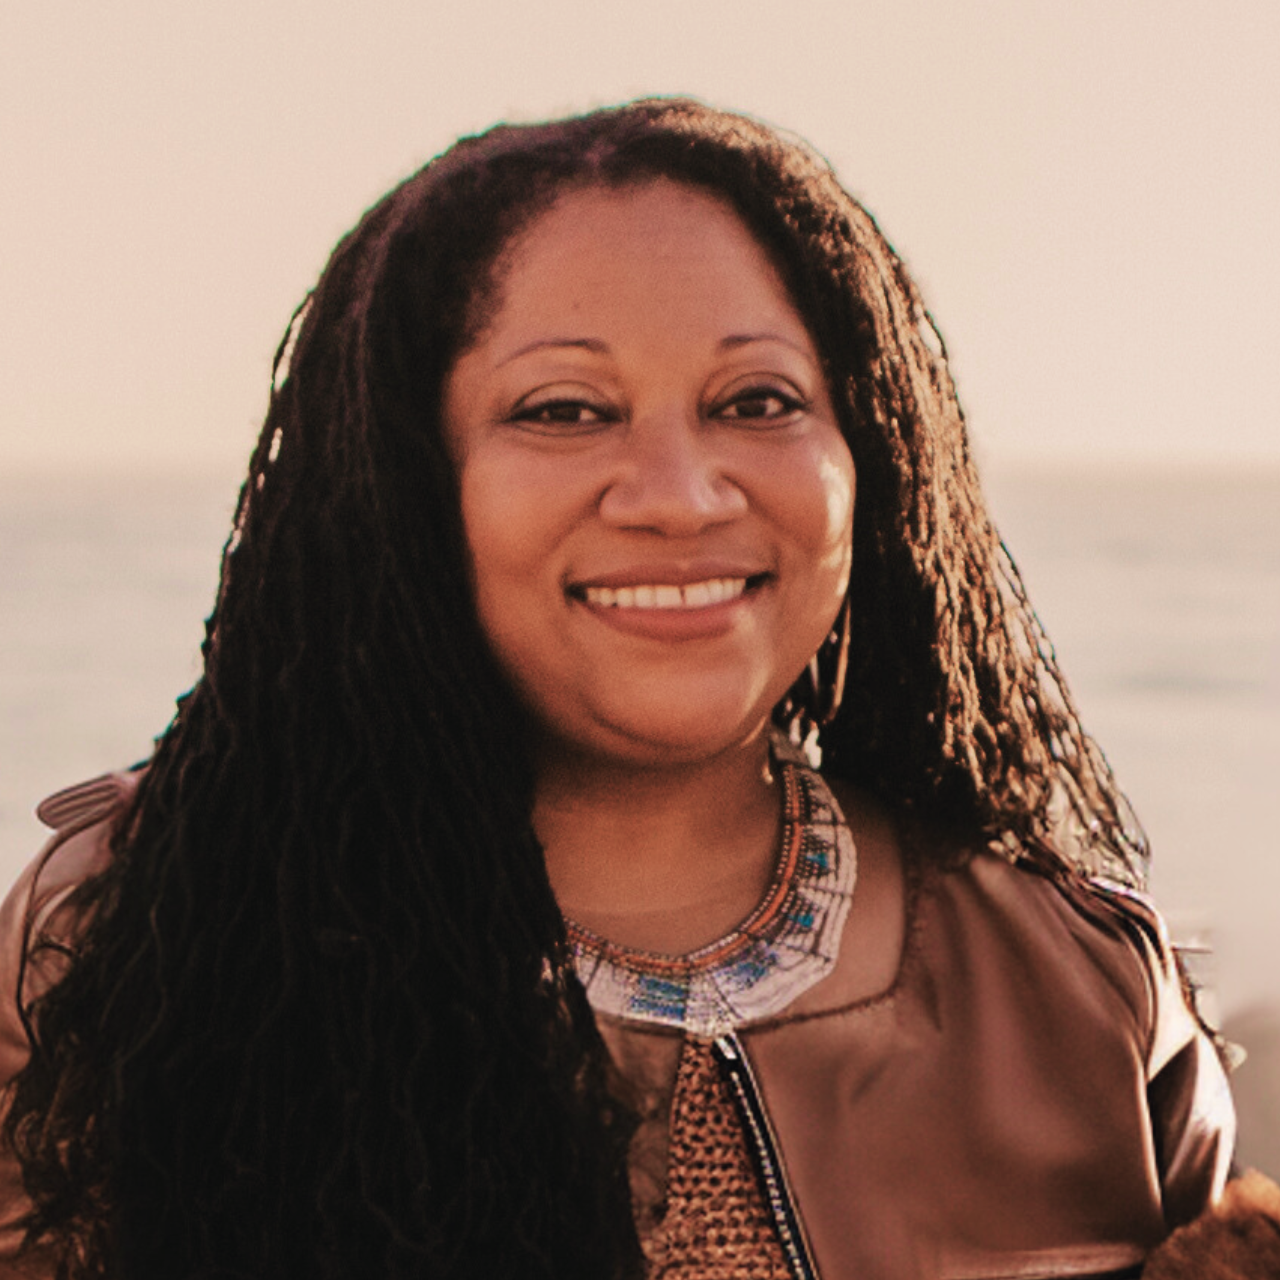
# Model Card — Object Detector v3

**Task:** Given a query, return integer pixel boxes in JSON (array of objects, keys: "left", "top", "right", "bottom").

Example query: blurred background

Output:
[{"left": 2, "top": 0, "right": 1276, "bottom": 1173}]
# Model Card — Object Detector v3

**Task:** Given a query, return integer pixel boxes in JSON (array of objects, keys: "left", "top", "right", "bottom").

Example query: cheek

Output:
[
  {"left": 784, "top": 435, "right": 856, "bottom": 584},
  {"left": 455, "top": 454, "right": 580, "bottom": 677},
  {"left": 820, "top": 447, "right": 856, "bottom": 561},
  {"left": 455, "top": 462, "right": 538, "bottom": 650},
  {"left": 458, "top": 486, "right": 511, "bottom": 610},
  {"left": 458, "top": 454, "right": 553, "bottom": 581}
]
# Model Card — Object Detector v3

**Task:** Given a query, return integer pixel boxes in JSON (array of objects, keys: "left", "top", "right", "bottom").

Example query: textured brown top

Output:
[{"left": 639, "top": 1037, "right": 790, "bottom": 1279}]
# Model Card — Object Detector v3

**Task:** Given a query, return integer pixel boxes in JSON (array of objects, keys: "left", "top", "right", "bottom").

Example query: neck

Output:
[{"left": 534, "top": 730, "right": 782, "bottom": 955}]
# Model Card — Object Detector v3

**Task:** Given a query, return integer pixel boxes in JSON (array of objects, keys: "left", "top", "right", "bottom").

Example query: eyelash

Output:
[
  {"left": 509, "top": 399, "right": 617, "bottom": 430},
  {"left": 713, "top": 385, "right": 808, "bottom": 422}
]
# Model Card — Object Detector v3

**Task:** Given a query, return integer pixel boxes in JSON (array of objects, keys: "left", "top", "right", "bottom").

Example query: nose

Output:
[{"left": 597, "top": 412, "right": 748, "bottom": 535}]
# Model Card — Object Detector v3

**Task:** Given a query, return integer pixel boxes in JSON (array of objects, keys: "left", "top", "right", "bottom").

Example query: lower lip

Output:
[{"left": 572, "top": 590, "right": 758, "bottom": 641}]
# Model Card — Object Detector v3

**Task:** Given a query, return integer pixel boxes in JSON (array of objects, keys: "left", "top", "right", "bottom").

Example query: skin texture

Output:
[{"left": 443, "top": 180, "right": 856, "bottom": 950}]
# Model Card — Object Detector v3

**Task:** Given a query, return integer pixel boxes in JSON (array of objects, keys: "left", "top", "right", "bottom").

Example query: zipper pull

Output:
[{"left": 714, "top": 1032, "right": 740, "bottom": 1062}]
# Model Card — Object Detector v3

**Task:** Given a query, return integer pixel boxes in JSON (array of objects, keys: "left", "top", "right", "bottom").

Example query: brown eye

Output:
[
  {"left": 716, "top": 386, "right": 806, "bottom": 423},
  {"left": 510, "top": 399, "right": 615, "bottom": 431}
]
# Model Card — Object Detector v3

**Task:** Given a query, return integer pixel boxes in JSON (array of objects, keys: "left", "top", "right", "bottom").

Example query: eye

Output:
[
  {"left": 509, "top": 396, "right": 617, "bottom": 433},
  {"left": 713, "top": 383, "right": 808, "bottom": 424}
]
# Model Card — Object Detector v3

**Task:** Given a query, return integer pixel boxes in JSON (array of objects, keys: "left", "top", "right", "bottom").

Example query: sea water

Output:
[{"left": 2, "top": 461, "right": 1277, "bottom": 1171}]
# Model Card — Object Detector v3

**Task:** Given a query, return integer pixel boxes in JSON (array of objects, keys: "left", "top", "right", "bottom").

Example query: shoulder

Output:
[
  {"left": 11, "top": 770, "right": 140, "bottom": 943},
  {"left": 781, "top": 782, "right": 1169, "bottom": 1031},
  {"left": 792, "top": 779, "right": 1160, "bottom": 1033},
  {"left": 922, "top": 846, "right": 1236, "bottom": 1219},
  {"left": 921, "top": 847, "right": 1195, "bottom": 1068},
  {"left": 0, "top": 771, "right": 140, "bottom": 1075},
  {"left": 790, "top": 780, "right": 1210, "bottom": 1079},
  {"left": 0, "top": 770, "right": 140, "bottom": 1261}
]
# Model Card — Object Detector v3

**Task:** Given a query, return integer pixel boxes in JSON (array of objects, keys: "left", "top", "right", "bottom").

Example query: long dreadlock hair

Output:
[{"left": 5, "top": 99, "right": 1146, "bottom": 1278}]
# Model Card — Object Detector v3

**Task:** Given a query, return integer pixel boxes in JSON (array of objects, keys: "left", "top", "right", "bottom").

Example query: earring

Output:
[
  {"left": 784, "top": 597, "right": 851, "bottom": 769},
  {"left": 809, "top": 596, "right": 852, "bottom": 727}
]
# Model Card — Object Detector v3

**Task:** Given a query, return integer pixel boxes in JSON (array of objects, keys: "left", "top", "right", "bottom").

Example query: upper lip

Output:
[{"left": 566, "top": 560, "right": 773, "bottom": 592}]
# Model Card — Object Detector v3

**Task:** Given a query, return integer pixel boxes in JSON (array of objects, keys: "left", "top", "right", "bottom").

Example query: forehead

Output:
[
  {"left": 503, "top": 178, "right": 753, "bottom": 259},
  {"left": 477, "top": 178, "right": 806, "bottom": 340}
]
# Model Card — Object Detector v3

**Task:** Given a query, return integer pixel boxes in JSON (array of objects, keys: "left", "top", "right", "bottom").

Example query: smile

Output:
[{"left": 580, "top": 577, "right": 749, "bottom": 610}]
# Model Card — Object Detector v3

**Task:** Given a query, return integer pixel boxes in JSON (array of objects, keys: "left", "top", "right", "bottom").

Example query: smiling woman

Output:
[{"left": 0, "top": 100, "right": 1274, "bottom": 1280}]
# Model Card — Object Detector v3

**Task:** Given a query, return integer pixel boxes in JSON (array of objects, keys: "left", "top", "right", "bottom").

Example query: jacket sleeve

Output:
[
  {"left": 1100, "top": 882, "right": 1238, "bottom": 1229},
  {"left": 1146, "top": 1002, "right": 1237, "bottom": 1231},
  {"left": 0, "top": 846, "right": 43, "bottom": 1266},
  {"left": 0, "top": 774, "right": 134, "bottom": 1276}
]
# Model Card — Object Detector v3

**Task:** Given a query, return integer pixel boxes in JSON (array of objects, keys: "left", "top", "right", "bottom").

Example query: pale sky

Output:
[{"left": 2, "top": 0, "right": 1277, "bottom": 472}]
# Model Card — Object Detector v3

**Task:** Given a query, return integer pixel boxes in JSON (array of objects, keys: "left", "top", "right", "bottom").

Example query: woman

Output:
[{"left": 0, "top": 99, "right": 1272, "bottom": 1279}]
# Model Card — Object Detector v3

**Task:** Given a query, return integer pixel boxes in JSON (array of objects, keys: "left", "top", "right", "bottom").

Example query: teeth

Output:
[{"left": 581, "top": 578, "right": 749, "bottom": 610}]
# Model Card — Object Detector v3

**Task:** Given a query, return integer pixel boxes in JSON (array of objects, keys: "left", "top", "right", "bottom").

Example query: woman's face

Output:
[{"left": 443, "top": 179, "right": 855, "bottom": 768}]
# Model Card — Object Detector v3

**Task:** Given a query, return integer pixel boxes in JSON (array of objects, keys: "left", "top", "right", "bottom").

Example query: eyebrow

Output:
[
  {"left": 497, "top": 332, "right": 810, "bottom": 366},
  {"left": 719, "top": 332, "right": 810, "bottom": 356},
  {"left": 497, "top": 338, "right": 608, "bottom": 367}
]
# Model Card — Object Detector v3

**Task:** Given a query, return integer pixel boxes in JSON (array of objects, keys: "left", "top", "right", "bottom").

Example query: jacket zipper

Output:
[{"left": 712, "top": 1031, "right": 819, "bottom": 1280}]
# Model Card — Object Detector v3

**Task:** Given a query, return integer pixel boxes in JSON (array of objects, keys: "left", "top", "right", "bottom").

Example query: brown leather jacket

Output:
[
  {"left": 594, "top": 788, "right": 1237, "bottom": 1279},
  {"left": 0, "top": 773, "right": 1250, "bottom": 1279}
]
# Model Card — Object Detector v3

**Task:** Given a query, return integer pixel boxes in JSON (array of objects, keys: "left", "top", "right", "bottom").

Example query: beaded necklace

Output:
[{"left": 567, "top": 741, "right": 856, "bottom": 1037}]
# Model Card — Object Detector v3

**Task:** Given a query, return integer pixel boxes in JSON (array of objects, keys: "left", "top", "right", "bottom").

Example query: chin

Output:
[
  {"left": 529, "top": 670, "right": 788, "bottom": 769},
  {"left": 587, "top": 704, "right": 773, "bottom": 768}
]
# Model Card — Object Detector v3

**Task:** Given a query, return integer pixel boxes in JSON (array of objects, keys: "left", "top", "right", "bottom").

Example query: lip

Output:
[{"left": 568, "top": 571, "right": 771, "bottom": 642}]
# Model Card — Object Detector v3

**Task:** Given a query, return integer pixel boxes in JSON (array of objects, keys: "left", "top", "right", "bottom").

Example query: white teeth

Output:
[{"left": 581, "top": 578, "right": 749, "bottom": 610}]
